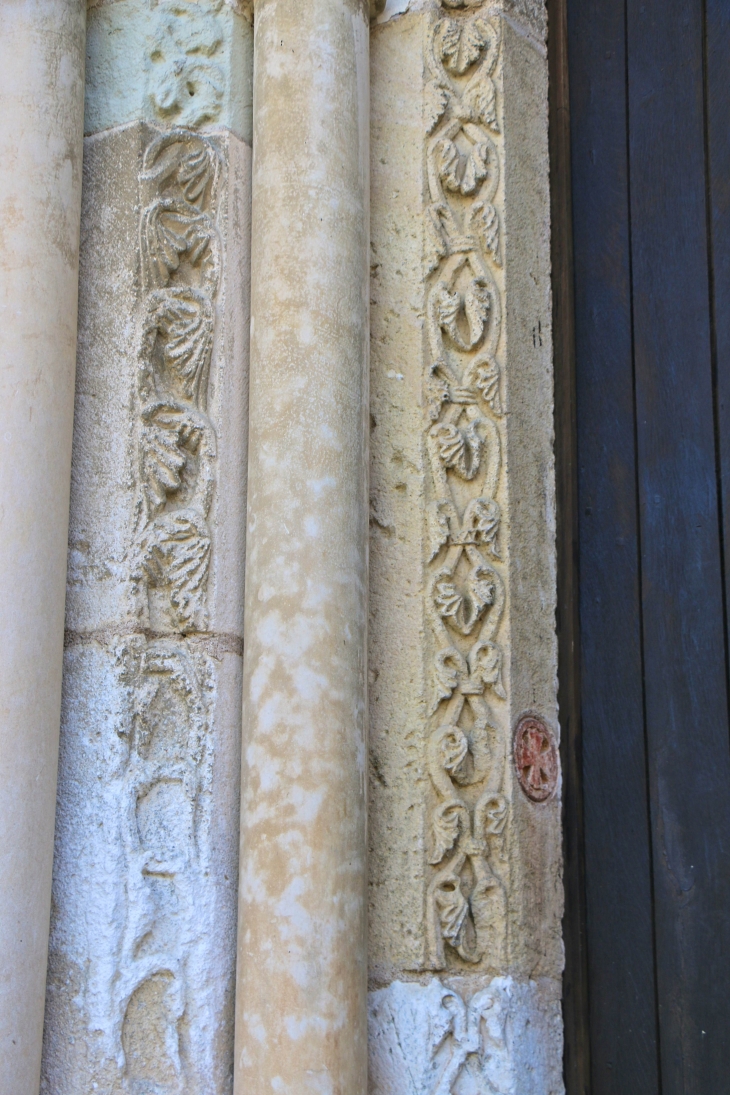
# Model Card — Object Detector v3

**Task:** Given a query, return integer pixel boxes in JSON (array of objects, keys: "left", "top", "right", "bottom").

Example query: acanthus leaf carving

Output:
[{"left": 423, "top": 3, "right": 508, "bottom": 972}]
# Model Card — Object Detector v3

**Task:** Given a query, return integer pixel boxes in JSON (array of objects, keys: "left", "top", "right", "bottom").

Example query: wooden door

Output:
[{"left": 551, "top": 0, "right": 730, "bottom": 1091}]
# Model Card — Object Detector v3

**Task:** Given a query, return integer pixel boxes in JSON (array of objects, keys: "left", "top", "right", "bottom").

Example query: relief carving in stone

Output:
[
  {"left": 105, "top": 126, "right": 223, "bottom": 1089},
  {"left": 423, "top": 0, "right": 508, "bottom": 972},
  {"left": 134, "top": 128, "right": 221, "bottom": 635},
  {"left": 369, "top": 978, "right": 516, "bottom": 1095},
  {"left": 513, "top": 714, "right": 558, "bottom": 803},
  {"left": 148, "top": 0, "right": 226, "bottom": 128}
]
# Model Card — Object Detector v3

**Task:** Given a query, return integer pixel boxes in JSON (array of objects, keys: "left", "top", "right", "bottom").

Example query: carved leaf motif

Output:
[
  {"left": 460, "top": 498, "right": 501, "bottom": 554},
  {"left": 427, "top": 378, "right": 453, "bottom": 428},
  {"left": 468, "top": 640, "right": 506, "bottom": 698},
  {"left": 474, "top": 358, "right": 503, "bottom": 415},
  {"left": 439, "top": 725, "right": 470, "bottom": 777},
  {"left": 430, "top": 802, "right": 464, "bottom": 864},
  {"left": 434, "top": 280, "right": 491, "bottom": 351},
  {"left": 140, "top": 407, "right": 190, "bottom": 514},
  {"left": 430, "top": 420, "right": 483, "bottom": 480},
  {"left": 481, "top": 794, "right": 508, "bottom": 836},
  {"left": 464, "top": 277, "right": 491, "bottom": 345},
  {"left": 433, "top": 646, "right": 467, "bottom": 706},
  {"left": 438, "top": 17, "right": 492, "bottom": 75},
  {"left": 434, "top": 137, "right": 492, "bottom": 197},
  {"left": 428, "top": 500, "right": 454, "bottom": 559},
  {"left": 149, "top": 3, "right": 224, "bottom": 128},
  {"left": 425, "top": 206, "right": 449, "bottom": 278},
  {"left": 142, "top": 200, "right": 219, "bottom": 290},
  {"left": 433, "top": 877, "right": 471, "bottom": 950},
  {"left": 425, "top": 80, "right": 450, "bottom": 134},
  {"left": 142, "top": 289, "right": 214, "bottom": 408},
  {"left": 461, "top": 75, "right": 499, "bottom": 132},
  {"left": 152, "top": 60, "right": 224, "bottom": 129},
  {"left": 435, "top": 138, "right": 462, "bottom": 193},
  {"left": 460, "top": 141, "right": 491, "bottom": 195},
  {"left": 434, "top": 575, "right": 462, "bottom": 621},
  {"left": 140, "top": 401, "right": 214, "bottom": 520},
  {"left": 138, "top": 509, "right": 211, "bottom": 633},
  {"left": 142, "top": 131, "right": 221, "bottom": 206},
  {"left": 472, "top": 201, "right": 501, "bottom": 265},
  {"left": 433, "top": 563, "right": 496, "bottom": 637}
]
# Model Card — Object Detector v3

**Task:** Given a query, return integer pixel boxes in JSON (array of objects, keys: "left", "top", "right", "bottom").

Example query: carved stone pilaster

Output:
[
  {"left": 41, "top": 3, "right": 252, "bottom": 1091},
  {"left": 369, "top": 0, "right": 561, "bottom": 1089}
]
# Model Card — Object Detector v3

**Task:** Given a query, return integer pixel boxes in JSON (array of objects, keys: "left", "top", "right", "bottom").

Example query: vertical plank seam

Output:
[
  {"left": 701, "top": 0, "right": 730, "bottom": 755},
  {"left": 624, "top": 1, "right": 663, "bottom": 1088}
]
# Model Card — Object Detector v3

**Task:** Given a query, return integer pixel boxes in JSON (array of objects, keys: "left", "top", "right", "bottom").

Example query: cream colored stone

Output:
[
  {"left": 0, "top": 4, "right": 86, "bottom": 1093},
  {"left": 234, "top": 3, "right": 370, "bottom": 1095},
  {"left": 368, "top": 0, "right": 561, "bottom": 1088},
  {"left": 41, "top": 20, "right": 252, "bottom": 1086}
]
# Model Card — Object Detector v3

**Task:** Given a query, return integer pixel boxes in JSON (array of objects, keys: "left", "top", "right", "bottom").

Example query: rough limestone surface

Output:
[
  {"left": 41, "top": 2, "right": 252, "bottom": 1092},
  {"left": 369, "top": 0, "right": 561, "bottom": 1089},
  {"left": 369, "top": 977, "right": 563, "bottom": 1095},
  {"left": 374, "top": 0, "right": 546, "bottom": 43}
]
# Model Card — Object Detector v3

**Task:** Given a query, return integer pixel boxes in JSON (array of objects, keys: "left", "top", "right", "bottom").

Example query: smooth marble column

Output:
[
  {"left": 0, "top": 3, "right": 86, "bottom": 1093},
  {"left": 234, "top": 3, "right": 370, "bottom": 1094}
]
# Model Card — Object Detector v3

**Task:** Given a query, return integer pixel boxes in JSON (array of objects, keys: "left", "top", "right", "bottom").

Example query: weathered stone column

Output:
[
  {"left": 368, "top": 2, "right": 564, "bottom": 1092},
  {"left": 0, "top": 4, "right": 85, "bottom": 1093},
  {"left": 234, "top": 3, "right": 370, "bottom": 1094},
  {"left": 41, "top": 3, "right": 253, "bottom": 1092}
]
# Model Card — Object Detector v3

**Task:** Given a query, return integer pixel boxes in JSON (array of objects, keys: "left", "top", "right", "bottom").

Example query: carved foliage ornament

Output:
[
  {"left": 423, "top": 0, "right": 507, "bottom": 971},
  {"left": 108, "top": 125, "right": 223, "bottom": 1088},
  {"left": 134, "top": 128, "right": 221, "bottom": 635},
  {"left": 368, "top": 978, "right": 516, "bottom": 1095}
]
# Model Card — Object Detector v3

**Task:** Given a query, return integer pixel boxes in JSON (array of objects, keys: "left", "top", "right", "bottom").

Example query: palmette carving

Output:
[
  {"left": 135, "top": 129, "right": 221, "bottom": 634},
  {"left": 423, "top": 1, "right": 508, "bottom": 971},
  {"left": 105, "top": 127, "right": 223, "bottom": 1088}
]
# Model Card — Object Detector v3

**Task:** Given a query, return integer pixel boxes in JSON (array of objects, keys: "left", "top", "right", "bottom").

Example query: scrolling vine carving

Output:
[{"left": 423, "top": 0, "right": 508, "bottom": 971}]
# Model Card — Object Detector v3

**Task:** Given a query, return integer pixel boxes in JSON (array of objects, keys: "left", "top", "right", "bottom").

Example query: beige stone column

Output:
[
  {"left": 234, "top": 3, "right": 370, "bottom": 1095},
  {"left": 0, "top": 4, "right": 86, "bottom": 1093}
]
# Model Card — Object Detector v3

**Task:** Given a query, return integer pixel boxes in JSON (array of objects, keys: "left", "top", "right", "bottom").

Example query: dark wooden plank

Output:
[
  {"left": 547, "top": 0, "right": 591, "bottom": 1089},
  {"left": 627, "top": 0, "right": 730, "bottom": 1089},
  {"left": 706, "top": 1, "right": 730, "bottom": 666},
  {"left": 568, "top": 1, "right": 661, "bottom": 1091}
]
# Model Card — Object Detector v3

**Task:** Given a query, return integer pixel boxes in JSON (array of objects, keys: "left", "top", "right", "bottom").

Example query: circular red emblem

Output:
[{"left": 513, "top": 715, "right": 558, "bottom": 803}]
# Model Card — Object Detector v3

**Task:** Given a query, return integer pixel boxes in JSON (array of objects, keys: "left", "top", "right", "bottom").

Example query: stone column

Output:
[
  {"left": 0, "top": 4, "right": 86, "bottom": 1094},
  {"left": 41, "top": 4, "right": 253, "bottom": 1092},
  {"left": 368, "top": 2, "right": 564, "bottom": 1092},
  {"left": 234, "top": 3, "right": 370, "bottom": 1095}
]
